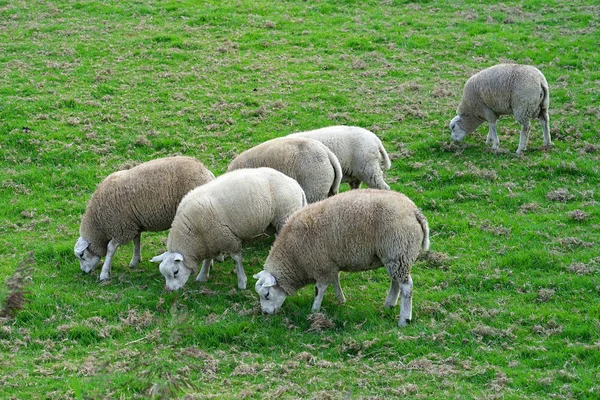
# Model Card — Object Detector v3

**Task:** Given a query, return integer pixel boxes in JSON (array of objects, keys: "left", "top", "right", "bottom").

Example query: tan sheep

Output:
[
  {"left": 227, "top": 137, "right": 342, "bottom": 203},
  {"left": 74, "top": 156, "right": 215, "bottom": 281},
  {"left": 254, "top": 189, "right": 429, "bottom": 327}
]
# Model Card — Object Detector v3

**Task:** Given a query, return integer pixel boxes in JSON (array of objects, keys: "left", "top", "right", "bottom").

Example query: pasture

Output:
[{"left": 1, "top": 0, "right": 598, "bottom": 398}]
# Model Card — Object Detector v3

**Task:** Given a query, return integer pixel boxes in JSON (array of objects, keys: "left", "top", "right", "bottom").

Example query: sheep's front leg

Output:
[
  {"left": 312, "top": 282, "right": 329, "bottom": 312},
  {"left": 129, "top": 233, "right": 141, "bottom": 268},
  {"left": 196, "top": 259, "right": 213, "bottom": 282},
  {"left": 398, "top": 275, "right": 413, "bottom": 327},
  {"left": 486, "top": 121, "right": 500, "bottom": 150},
  {"left": 333, "top": 274, "right": 346, "bottom": 304},
  {"left": 231, "top": 252, "right": 247, "bottom": 290},
  {"left": 516, "top": 120, "right": 531, "bottom": 155},
  {"left": 99, "top": 239, "right": 119, "bottom": 281},
  {"left": 384, "top": 279, "right": 400, "bottom": 308}
]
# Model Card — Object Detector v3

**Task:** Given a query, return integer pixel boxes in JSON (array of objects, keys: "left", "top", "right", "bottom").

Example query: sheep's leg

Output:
[
  {"left": 398, "top": 275, "right": 413, "bottom": 327},
  {"left": 333, "top": 274, "right": 346, "bottom": 304},
  {"left": 231, "top": 252, "right": 247, "bottom": 290},
  {"left": 540, "top": 111, "right": 552, "bottom": 148},
  {"left": 348, "top": 179, "right": 361, "bottom": 190},
  {"left": 486, "top": 121, "right": 500, "bottom": 150},
  {"left": 196, "top": 259, "right": 213, "bottom": 282},
  {"left": 516, "top": 120, "right": 531, "bottom": 155},
  {"left": 99, "top": 239, "right": 119, "bottom": 281},
  {"left": 384, "top": 279, "right": 400, "bottom": 308},
  {"left": 129, "top": 233, "right": 141, "bottom": 268},
  {"left": 360, "top": 166, "right": 390, "bottom": 190},
  {"left": 312, "top": 282, "right": 329, "bottom": 312}
]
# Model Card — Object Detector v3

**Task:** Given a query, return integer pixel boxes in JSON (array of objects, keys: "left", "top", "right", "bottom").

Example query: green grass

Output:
[{"left": 1, "top": 0, "right": 599, "bottom": 398}]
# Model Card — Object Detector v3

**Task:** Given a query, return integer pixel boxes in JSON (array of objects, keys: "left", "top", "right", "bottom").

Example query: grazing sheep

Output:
[
  {"left": 289, "top": 125, "right": 391, "bottom": 189},
  {"left": 450, "top": 63, "right": 551, "bottom": 155},
  {"left": 227, "top": 137, "right": 342, "bottom": 203},
  {"left": 151, "top": 167, "right": 307, "bottom": 291},
  {"left": 74, "top": 156, "right": 215, "bottom": 281},
  {"left": 254, "top": 189, "right": 429, "bottom": 327}
]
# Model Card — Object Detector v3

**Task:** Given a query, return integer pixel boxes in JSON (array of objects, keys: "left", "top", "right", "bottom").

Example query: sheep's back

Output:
[
  {"left": 461, "top": 64, "right": 546, "bottom": 117},
  {"left": 87, "top": 157, "right": 213, "bottom": 242}
]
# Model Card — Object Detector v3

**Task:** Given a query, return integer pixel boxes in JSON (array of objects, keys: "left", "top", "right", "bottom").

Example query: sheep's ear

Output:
[
  {"left": 173, "top": 253, "right": 184, "bottom": 262},
  {"left": 74, "top": 237, "right": 90, "bottom": 255},
  {"left": 252, "top": 271, "right": 264, "bottom": 280},
  {"left": 150, "top": 253, "right": 167, "bottom": 263},
  {"left": 254, "top": 271, "right": 277, "bottom": 287},
  {"left": 252, "top": 270, "right": 277, "bottom": 287}
]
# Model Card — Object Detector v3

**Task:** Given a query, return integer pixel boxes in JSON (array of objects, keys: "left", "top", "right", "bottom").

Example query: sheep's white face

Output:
[
  {"left": 450, "top": 115, "right": 467, "bottom": 142},
  {"left": 74, "top": 237, "right": 101, "bottom": 273},
  {"left": 254, "top": 271, "right": 287, "bottom": 314},
  {"left": 151, "top": 252, "right": 192, "bottom": 291}
]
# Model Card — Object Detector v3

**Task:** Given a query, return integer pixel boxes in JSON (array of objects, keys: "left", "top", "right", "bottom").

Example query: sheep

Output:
[
  {"left": 288, "top": 125, "right": 391, "bottom": 190},
  {"left": 151, "top": 167, "right": 307, "bottom": 291},
  {"left": 74, "top": 156, "right": 215, "bottom": 281},
  {"left": 449, "top": 63, "right": 551, "bottom": 155},
  {"left": 253, "top": 189, "right": 430, "bottom": 327},
  {"left": 227, "top": 137, "right": 342, "bottom": 203}
]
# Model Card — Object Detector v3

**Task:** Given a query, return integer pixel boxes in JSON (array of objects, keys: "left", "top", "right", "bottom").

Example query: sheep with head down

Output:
[
  {"left": 227, "top": 136, "right": 342, "bottom": 203},
  {"left": 450, "top": 63, "right": 551, "bottom": 155},
  {"left": 74, "top": 156, "right": 215, "bottom": 281},
  {"left": 152, "top": 167, "right": 307, "bottom": 291},
  {"left": 254, "top": 189, "right": 429, "bottom": 327},
  {"left": 288, "top": 125, "right": 391, "bottom": 190}
]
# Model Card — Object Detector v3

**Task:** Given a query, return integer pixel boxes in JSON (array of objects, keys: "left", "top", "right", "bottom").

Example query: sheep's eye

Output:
[
  {"left": 173, "top": 270, "right": 179, "bottom": 277},
  {"left": 450, "top": 123, "right": 455, "bottom": 129}
]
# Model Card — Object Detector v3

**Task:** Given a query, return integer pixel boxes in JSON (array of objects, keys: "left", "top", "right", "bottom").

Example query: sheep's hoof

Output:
[
  {"left": 99, "top": 273, "right": 110, "bottom": 282},
  {"left": 541, "top": 143, "right": 555, "bottom": 151},
  {"left": 398, "top": 318, "right": 412, "bottom": 327}
]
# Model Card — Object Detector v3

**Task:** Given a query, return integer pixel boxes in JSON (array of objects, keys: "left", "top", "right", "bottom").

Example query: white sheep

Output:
[
  {"left": 74, "top": 156, "right": 215, "bottom": 281},
  {"left": 151, "top": 167, "right": 307, "bottom": 291},
  {"left": 227, "top": 137, "right": 342, "bottom": 203},
  {"left": 254, "top": 189, "right": 430, "bottom": 327},
  {"left": 450, "top": 63, "right": 551, "bottom": 155},
  {"left": 289, "top": 125, "right": 391, "bottom": 189}
]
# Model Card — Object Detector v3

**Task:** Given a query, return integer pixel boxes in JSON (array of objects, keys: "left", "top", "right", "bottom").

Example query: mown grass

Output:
[{"left": 1, "top": 0, "right": 599, "bottom": 398}]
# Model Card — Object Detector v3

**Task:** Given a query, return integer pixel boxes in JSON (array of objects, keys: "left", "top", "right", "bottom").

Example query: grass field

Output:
[{"left": 1, "top": 0, "right": 599, "bottom": 398}]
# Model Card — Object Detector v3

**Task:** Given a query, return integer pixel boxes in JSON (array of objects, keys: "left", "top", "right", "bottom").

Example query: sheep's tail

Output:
[
  {"left": 379, "top": 141, "right": 391, "bottom": 171},
  {"left": 415, "top": 209, "right": 430, "bottom": 252},
  {"left": 540, "top": 79, "right": 550, "bottom": 115},
  {"left": 300, "top": 189, "right": 308, "bottom": 207},
  {"left": 325, "top": 146, "right": 342, "bottom": 196}
]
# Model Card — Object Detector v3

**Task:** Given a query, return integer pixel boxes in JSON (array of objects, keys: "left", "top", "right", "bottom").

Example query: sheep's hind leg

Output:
[
  {"left": 129, "top": 233, "right": 141, "bottom": 268},
  {"left": 99, "top": 239, "right": 119, "bottom": 281},
  {"left": 540, "top": 110, "right": 552, "bottom": 148},
  {"left": 516, "top": 120, "right": 531, "bottom": 155},
  {"left": 196, "top": 259, "right": 213, "bottom": 282},
  {"left": 231, "top": 252, "right": 247, "bottom": 290},
  {"left": 398, "top": 275, "right": 414, "bottom": 327},
  {"left": 312, "top": 282, "right": 329, "bottom": 312},
  {"left": 333, "top": 274, "right": 346, "bottom": 304}
]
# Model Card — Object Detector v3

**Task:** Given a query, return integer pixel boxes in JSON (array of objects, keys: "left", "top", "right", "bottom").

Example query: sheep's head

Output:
[
  {"left": 151, "top": 252, "right": 192, "bottom": 290},
  {"left": 74, "top": 237, "right": 101, "bottom": 273},
  {"left": 254, "top": 270, "right": 287, "bottom": 314},
  {"left": 449, "top": 115, "right": 467, "bottom": 142}
]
